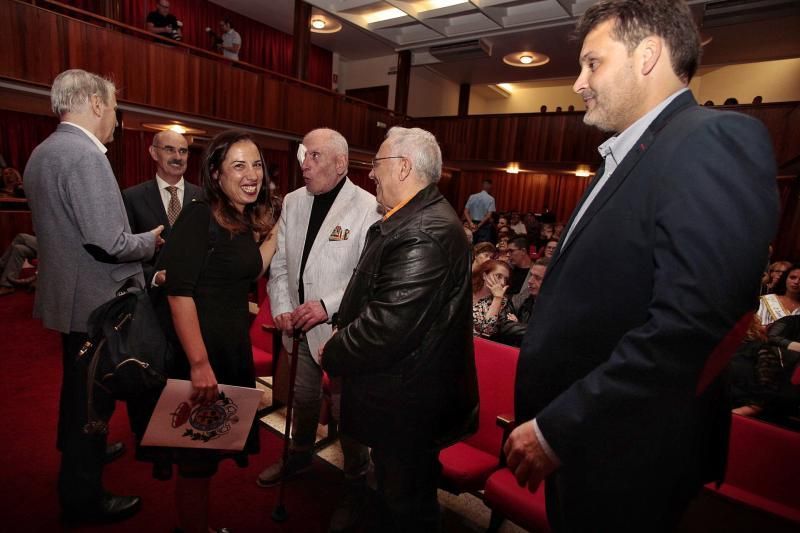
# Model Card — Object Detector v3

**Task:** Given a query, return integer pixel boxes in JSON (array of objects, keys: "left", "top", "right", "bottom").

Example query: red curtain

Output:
[
  {"left": 0, "top": 110, "right": 58, "bottom": 173},
  {"left": 453, "top": 171, "right": 592, "bottom": 223},
  {"left": 59, "top": 0, "right": 333, "bottom": 88}
]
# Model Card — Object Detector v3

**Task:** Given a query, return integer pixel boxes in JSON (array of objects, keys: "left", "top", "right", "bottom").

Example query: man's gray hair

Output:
[
  {"left": 385, "top": 127, "right": 442, "bottom": 184},
  {"left": 50, "top": 69, "right": 116, "bottom": 118},
  {"left": 306, "top": 128, "right": 349, "bottom": 158}
]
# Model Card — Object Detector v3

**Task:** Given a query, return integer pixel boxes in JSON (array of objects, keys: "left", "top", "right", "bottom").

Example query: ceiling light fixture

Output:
[
  {"left": 506, "top": 163, "right": 520, "bottom": 174},
  {"left": 364, "top": 7, "right": 406, "bottom": 24},
  {"left": 309, "top": 14, "right": 342, "bottom": 33},
  {"left": 142, "top": 123, "right": 206, "bottom": 135},
  {"left": 575, "top": 165, "right": 592, "bottom": 178},
  {"left": 503, "top": 51, "right": 549, "bottom": 68}
]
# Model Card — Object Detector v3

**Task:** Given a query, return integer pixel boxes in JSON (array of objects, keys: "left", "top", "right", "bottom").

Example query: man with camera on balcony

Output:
[{"left": 146, "top": 1, "right": 182, "bottom": 41}]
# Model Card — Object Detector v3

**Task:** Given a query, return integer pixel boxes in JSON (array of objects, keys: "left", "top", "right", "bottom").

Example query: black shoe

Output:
[
  {"left": 63, "top": 493, "right": 141, "bottom": 524},
  {"left": 328, "top": 479, "right": 367, "bottom": 532},
  {"left": 104, "top": 441, "right": 126, "bottom": 464}
]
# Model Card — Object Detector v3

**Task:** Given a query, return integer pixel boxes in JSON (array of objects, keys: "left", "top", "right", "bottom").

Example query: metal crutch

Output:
[{"left": 271, "top": 329, "right": 302, "bottom": 522}]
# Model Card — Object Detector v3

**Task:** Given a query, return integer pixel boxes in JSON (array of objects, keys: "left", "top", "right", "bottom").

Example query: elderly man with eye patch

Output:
[
  {"left": 122, "top": 130, "right": 203, "bottom": 286},
  {"left": 257, "top": 127, "right": 381, "bottom": 533}
]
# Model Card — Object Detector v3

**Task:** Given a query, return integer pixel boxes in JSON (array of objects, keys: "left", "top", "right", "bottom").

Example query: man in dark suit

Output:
[
  {"left": 122, "top": 130, "right": 202, "bottom": 284},
  {"left": 504, "top": 1, "right": 779, "bottom": 531},
  {"left": 24, "top": 69, "right": 163, "bottom": 523}
]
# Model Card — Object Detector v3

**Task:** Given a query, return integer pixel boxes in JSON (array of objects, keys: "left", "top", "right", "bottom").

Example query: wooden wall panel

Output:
[{"left": 1, "top": 0, "right": 401, "bottom": 152}]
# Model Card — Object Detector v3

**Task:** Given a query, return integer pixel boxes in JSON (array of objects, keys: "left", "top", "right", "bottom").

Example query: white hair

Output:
[
  {"left": 385, "top": 127, "right": 442, "bottom": 184},
  {"left": 50, "top": 69, "right": 116, "bottom": 118}
]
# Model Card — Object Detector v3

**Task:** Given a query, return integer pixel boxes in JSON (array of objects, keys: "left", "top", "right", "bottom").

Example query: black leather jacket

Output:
[{"left": 323, "top": 184, "right": 478, "bottom": 452}]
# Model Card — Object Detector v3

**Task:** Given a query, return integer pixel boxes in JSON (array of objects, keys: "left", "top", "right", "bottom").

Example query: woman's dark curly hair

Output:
[{"left": 200, "top": 130, "right": 279, "bottom": 240}]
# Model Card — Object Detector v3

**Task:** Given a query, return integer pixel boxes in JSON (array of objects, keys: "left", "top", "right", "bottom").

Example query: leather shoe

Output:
[
  {"left": 63, "top": 493, "right": 141, "bottom": 523},
  {"left": 104, "top": 441, "right": 126, "bottom": 464},
  {"left": 256, "top": 452, "right": 313, "bottom": 487},
  {"left": 328, "top": 479, "right": 367, "bottom": 532}
]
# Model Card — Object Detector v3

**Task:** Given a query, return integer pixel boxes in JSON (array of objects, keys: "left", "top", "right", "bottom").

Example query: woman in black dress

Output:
[{"left": 157, "top": 130, "right": 279, "bottom": 533}]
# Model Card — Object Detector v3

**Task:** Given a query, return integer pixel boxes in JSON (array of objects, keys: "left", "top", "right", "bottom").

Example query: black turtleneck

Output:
[{"left": 298, "top": 176, "right": 346, "bottom": 303}]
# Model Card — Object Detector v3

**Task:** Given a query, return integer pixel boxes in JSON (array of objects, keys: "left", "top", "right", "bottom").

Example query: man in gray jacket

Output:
[{"left": 24, "top": 69, "right": 163, "bottom": 523}]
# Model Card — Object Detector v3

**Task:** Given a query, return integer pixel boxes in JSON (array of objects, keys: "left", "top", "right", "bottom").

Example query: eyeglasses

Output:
[
  {"left": 152, "top": 144, "right": 189, "bottom": 156},
  {"left": 371, "top": 156, "right": 405, "bottom": 169}
]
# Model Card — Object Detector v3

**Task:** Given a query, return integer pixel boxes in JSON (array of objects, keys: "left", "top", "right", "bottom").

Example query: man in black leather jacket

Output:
[{"left": 322, "top": 127, "right": 478, "bottom": 532}]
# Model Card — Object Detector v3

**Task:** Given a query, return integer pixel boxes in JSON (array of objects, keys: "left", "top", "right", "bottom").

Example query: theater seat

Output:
[
  {"left": 484, "top": 468, "right": 550, "bottom": 533},
  {"left": 706, "top": 414, "right": 800, "bottom": 524},
  {"left": 439, "top": 337, "right": 518, "bottom": 494},
  {"left": 249, "top": 292, "right": 280, "bottom": 378}
]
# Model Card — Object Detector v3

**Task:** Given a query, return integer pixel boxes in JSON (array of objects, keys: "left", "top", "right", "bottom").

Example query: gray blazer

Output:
[{"left": 24, "top": 123, "right": 156, "bottom": 333}]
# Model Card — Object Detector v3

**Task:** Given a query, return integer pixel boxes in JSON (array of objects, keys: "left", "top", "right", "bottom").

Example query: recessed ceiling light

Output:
[
  {"left": 503, "top": 51, "right": 549, "bottom": 68},
  {"left": 364, "top": 7, "right": 406, "bottom": 24},
  {"left": 309, "top": 14, "right": 342, "bottom": 33}
]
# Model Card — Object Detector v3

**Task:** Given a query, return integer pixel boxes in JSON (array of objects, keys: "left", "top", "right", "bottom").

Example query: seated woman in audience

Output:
[
  {"left": 756, "top": 263, "right": 800, "bottom": 327},
  {"left": 763, "top": 260, "right": 791, "bottom": 294},
  {"left": 540, "top": 238, "right": 559, "bottom": 259},
  {"left": 472, "top": 259, "right": 517, "bottom": 338},
  {"left": 731, "top": 315, "right": 800, "bottom": 421},
  {"left": 147, "top": 130, "right": 279, "bottom": 533},
  {"left": 472, "top": 242, "right": 496, "bottom": 273}
]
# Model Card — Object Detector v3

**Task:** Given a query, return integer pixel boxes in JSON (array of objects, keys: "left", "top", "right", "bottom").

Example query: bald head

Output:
[
  {"left": 300, "top": 128, "right": 349, "bottom": 194},
  {"left": 150, "top": 130, "right": 189, "bottom": 184}
]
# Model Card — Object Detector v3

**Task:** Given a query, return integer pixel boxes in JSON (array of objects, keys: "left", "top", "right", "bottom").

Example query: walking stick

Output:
[{"left": 271, "top": 329, "right": 302, "bottom": 522}]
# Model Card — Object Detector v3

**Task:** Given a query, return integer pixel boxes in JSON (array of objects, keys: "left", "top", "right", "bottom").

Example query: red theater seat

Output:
[
  {"left": 249, "top": 293, "right": 280, "bottom": 378},
  {"left": 484, "top": 468, "right": 550, "bottom": 533},
  {"left": 439, "top": 337, "right": 518, "bottom": 494},
  {"left": 706, "top": 414, "right": 800, "bottom": 524}
]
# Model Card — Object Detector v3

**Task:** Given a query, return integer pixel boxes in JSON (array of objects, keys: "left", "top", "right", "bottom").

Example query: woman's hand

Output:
[
  {"left": 189, "top": 360, "right": 219, "bottom": 404},
  {"left": 486, "top": 275, "right": 508, "bottom": 299}
]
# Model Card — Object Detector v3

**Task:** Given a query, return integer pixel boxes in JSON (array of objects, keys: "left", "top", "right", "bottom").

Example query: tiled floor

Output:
[{"left": 256, "top": 379, "right": 527, "bottom": 532}]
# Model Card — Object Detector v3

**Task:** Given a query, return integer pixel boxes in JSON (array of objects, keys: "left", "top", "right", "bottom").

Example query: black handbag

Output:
[{"left": 79, "top": 286, "right": 172, "bottom": 434}]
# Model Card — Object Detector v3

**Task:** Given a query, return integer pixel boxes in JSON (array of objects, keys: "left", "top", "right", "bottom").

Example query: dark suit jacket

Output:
[
  {"left": 515, "top": 92, "right": 779, "bottom": 503},
  {"left": 122, "top": 178, "right": 203, "bottom": 283}
]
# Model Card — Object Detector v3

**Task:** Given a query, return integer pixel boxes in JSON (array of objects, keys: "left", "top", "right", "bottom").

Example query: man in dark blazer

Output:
[
  {"left": 122, "top": 130, "right": 202, "bottom": 284},
  {"left": 24, "top": 69, "right": 163, "bottom": 523},
  {"left": 504, "top": 1, "right": 779, "bottom": 531}
]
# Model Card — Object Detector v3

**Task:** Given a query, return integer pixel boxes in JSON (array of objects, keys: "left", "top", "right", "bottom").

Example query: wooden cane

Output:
[{"left": 271, "top": 329, "right": 302, "bottom": 522}]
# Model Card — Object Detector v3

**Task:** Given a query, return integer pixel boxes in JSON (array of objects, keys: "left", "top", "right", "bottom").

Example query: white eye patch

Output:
[{"left": 297, "top": 144, "right": 307, "bottom": 166}]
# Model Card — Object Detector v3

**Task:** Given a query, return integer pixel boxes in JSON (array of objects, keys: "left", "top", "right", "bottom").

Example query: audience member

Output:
[
  {"left": 123, "top": 130, "right": 203, "bottom": 285},
  {"left": 535, "top": 222, "right": 554, "bottom": 248},
  {"left": 731, "top": 315, "right": 800, "bottom": 422},
  {"left": 472, "top": 259, "right": 517, "bottom": 338},
  {"left": 511, "top": 257, "right": 549, "bottom": 324},
  {"left": 540, "top": 238, "right": 559, "bottom": 259},
  {"left": 24, "top": 69, "right": 162, "bottom": 523},
  {"left": 764, "top": 260, "right": 791, "bottom": 293},
  {"left": 472, "top": 242, "right": 496, "bottom": 273},
  {"left": 217, "top": 17, "right": 241, "bottom": 61},
  {"left": 496, "top": 214, "right": 509, "bottom": 230},
  {"left": 0, "top": 233, "right": 38, "bottom": 296},
  {"left": 146, "top": 1, "right": 182, "bottom": 41},
  {"left": 148, "top": 130, "right": 278, "bottom": 533},
  {"left": 322, "top": 126, "right": 478, "bottom": 532},
  {"left": 523, "top": 212, "right": 539, "bottom": 237},
  {"left": 257, "top": 128, "right": 379, "bottom": 533},
  {"left": 756, "top": 263, "right": 800, "bottom": 326},
  {"left": 507, "top": 236, "right": 532, "bottom": 295},
  {"left": 1, "top": 167, "right": 24, "bottom": 197},
  {"left": 462, "top": 221, "right": 473, "bottom": 242},
  {"left": 552, "top": 223, "right": 565, "bottom": 239},
  {"left": 505, "top": 1, "right": 778, "bottom": 529},
  {"left": 463, "top": 179, "right": 495, "bottom": 243},
  {"left": 509, "top": 212, "right": 527, "bottom": 234}
]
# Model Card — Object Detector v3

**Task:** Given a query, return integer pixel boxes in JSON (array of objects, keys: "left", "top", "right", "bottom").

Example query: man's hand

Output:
[
  {"left": 292, "top": 301, "right": 328, "bottom": 332},
  {"left": 274, "top": 312, "right": 294, "bottom": 335},
  {"left": 150, "top": 224, "right": 165, "bottom": 248},
  {"left": 154, "top": 270, "right": 166, "bottom": 286},
  {"left": 503, "top": 421, "right": 559, "bottom": 493}
]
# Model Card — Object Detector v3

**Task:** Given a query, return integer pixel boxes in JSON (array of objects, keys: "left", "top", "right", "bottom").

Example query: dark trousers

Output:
[
  {"left": 544, "top": 469, "right": 701, "bottom": 533},
  {"left": 371, "top": 447, "right": 441, "bottom": 533},
  {"left": 472, "top": 221, "right": 493, "bottom": 244},
  {"left": 58, "top": 332, "right": 112, "bottom": 512}
]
